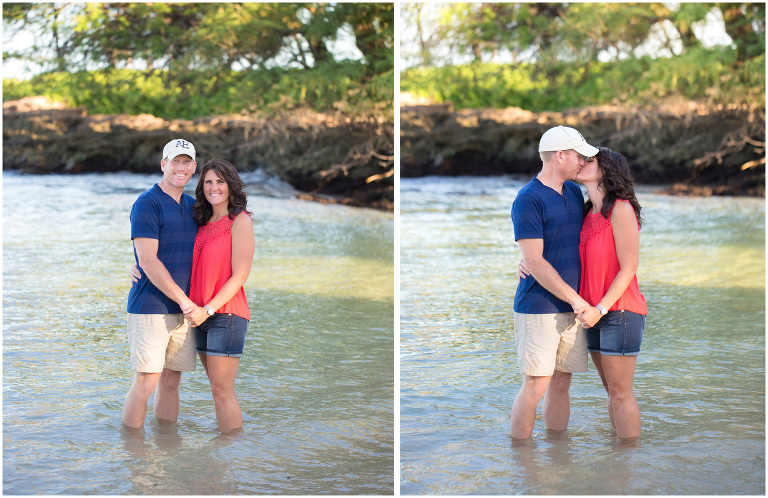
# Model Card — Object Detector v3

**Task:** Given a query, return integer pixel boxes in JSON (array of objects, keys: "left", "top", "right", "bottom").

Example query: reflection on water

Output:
[
  {"left": 3, "top": 172, "right": 394, "bottom": 495},
  {"left": 400, "top": 176, "right": 764, "bottom": 495}
]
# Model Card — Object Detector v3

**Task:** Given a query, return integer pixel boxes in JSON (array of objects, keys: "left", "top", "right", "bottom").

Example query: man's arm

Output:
[
  {"left": 517, "top": 238, "right": 589, "bottom": 313},
  {"left": 133, "top": 237, "right": 195, "bottom": 314}
]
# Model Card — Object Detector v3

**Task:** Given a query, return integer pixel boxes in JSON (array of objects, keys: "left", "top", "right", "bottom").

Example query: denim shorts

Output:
[
  {"left": 586, "top": 310, "right": 646, "bottom": 356},
  {"left": 195, "top": 313, "right": 248, "bottom": 357}
]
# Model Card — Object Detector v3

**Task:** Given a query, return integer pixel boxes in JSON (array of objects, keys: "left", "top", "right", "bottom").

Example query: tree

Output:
[
  {"left": 718, "top": 2, "right": 766, "bottom": 61},
  {"left": 668, "top": 3, "right": 712, "bottom": 52},
  {"left": 3, "top": 3, "right": 395, "bottom": 75},
  {"left": 71, "top": 4, "right": 191, "bottom": 70},
  {"left": 194, "top": 3, "right": 296, "bottom": 70},
  {"left": 399, "top": 3, "right": 440, "bottom": 68},
  {"left": 337, "top": 3, "right": 393, "bottom": 75},
  {"left": 3, "top": 2, "right": 80, "bottom": 73}
]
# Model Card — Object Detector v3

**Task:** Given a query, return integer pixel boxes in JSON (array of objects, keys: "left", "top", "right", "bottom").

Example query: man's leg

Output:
[
  {"left": 124, "top": 313, "right": 174, "bottom": 428},
  {"left": 153, "top": 368, "right": 182, "bottom": 422},
  {"left": 123, "top": 371, "right": 161, "bottom": 428},
  {"left": 156, "top": 314, "right": 196, "bottom": 423},
  {"left": 542, "top": 370, "right": 572, "bottom": 431},
  {"left": 510, "top": 374, "right": 551, "bottom": 439},
  {"left": 541, "top": 313, "right": 587, "bottom": 432}
]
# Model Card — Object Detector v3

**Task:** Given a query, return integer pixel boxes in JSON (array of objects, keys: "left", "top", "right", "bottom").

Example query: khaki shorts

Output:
[
  {"left": 513, "top": 312, "right": 588, "bottom": 376},
  {"left": 127, "top": 313, "right": 196, "bottom": 373}
]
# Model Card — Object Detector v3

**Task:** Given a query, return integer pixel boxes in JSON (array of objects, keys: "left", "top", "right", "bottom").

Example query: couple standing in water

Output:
[
  {"left": 122, "top": 138, "right": 255, "bottom": 434},
  {"left": 510, "top": 126, "right": 648, "bottom": 442},
  {"left": 120, "top": 130, "right": 645, "bottom": 441}
]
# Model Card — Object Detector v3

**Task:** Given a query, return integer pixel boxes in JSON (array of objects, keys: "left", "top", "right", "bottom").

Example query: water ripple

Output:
[{"left": 400, "top": 176, "right": 765, "bottom": 495}]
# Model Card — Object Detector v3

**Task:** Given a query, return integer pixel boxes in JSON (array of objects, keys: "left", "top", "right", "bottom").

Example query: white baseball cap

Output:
[
  {"left": 539, "top": 126, "right": 599, "bottom": 157},
  {"left": 163, "top": 138, "right": 196, "bottom": 161}
]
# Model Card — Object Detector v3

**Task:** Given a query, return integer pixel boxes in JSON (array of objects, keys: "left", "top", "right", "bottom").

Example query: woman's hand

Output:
[
  {"left": 130, "top": 264, "right": 141, "bottom": 285},
  {"left": 518, "top": 259, "right": 531, "bottom": 284},
  {"left": 577, "top": 307, "right": 602, "bottom": 328},
  {"left": 184, "top": 306, "right": 210, "bottom": 328}
]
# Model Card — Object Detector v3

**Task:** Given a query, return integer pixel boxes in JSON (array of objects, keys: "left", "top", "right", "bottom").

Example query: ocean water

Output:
[
  {"left": 400, "top": 175, "right": 765, "bottom": 495},
  {"left": 3, "top": 172, "right": 395, "bottom": 494}
]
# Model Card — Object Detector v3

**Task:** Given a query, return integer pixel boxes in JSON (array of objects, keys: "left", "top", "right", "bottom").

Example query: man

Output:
[
  {"left": 509, "top": 126, "right": 598, "bottom": 439},
  {"left": 122, "top": 138, "right": 199, "bottom": 429}
]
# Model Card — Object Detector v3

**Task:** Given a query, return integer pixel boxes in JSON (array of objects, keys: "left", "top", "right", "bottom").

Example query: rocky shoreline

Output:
[
  {"left": 3, "top": 96, "right": 394, "bottom": 211},
  {"left": 400, "top": 99, "right": 765, "bottom": 197}
]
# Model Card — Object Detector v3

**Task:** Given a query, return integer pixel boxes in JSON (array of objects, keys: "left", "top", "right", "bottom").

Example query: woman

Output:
[
  {"left": 520, "top": 146, "right": 647, "bottom": 441},
  {"left": 575, "top": 147, "right": 647, "bottom": 441},
  {"left": 133, "top": 158, "right": 255, "bottom": 433},
  {"left": 185, "top": 158, "right": 255, "bottom": 434}
]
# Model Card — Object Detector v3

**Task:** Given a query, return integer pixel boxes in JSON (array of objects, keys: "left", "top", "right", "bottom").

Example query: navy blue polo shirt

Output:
[
  {"left": 127, "top": 184, "right": 198, "bottom": 314},
  {"left": 511, "top": 177, "right": 584, "bottom": 313}
]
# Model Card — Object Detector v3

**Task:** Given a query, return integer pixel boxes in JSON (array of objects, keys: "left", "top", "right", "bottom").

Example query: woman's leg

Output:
[
  {"left": 600, "top": 354, "right": 640, "bottom": 440},
  {"left": 198, "top": 352, "right": 209, "bottom": 377},
  {"left": 590, "top": 352, "right": 615, "bottom": 428},
  {"left": 206, "top": 355, "right": 242, "bottom": 433}
]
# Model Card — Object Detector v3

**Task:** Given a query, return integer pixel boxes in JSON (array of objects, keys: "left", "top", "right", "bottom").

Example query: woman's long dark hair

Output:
[
  {"left": 193, "top": 159, "right": 252, "bottom": 225},
  {"left": 585, "top": 146, "right": 643, "bottom": 229}
]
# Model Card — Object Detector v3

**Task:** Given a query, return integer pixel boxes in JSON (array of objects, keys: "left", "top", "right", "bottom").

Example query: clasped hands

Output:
[
  {"left": 182, "top": 304, "right": 210, "bottom": 328},
  {"left": 517, "top": 260, "right": 601, "bottom": 328},
  {"left": 572, "top": 305, "right": 601, "bottom": 328},
  {"left": 130, "top": 265, "right": 210, "bottom": 327}
]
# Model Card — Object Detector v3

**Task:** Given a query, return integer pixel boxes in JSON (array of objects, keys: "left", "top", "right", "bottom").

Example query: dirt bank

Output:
[
  {"left": 3, "top": 96, "right": 394, "bottom": 210},
  {"left": 400, "top": 98, "right": 765, "bottom": 197}
]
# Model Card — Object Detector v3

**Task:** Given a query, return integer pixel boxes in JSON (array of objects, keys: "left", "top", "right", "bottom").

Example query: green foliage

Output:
[
  {"left": 400, "top": 46, "right": 764, "bottom": 111},
  {"left": 406, "top": 3, "right": 764, "bottom": 71},
  {"left": 2, "top": 3, "right": 394, "bottom": 119},
  {"left": 4, "top": 3, "right": 394, "bottom": 75},
  {"left": 400, "top": 3, "right": 763, "bottom": 112},
  {"left": 337, "top": 3, "right": 394, "bottom": 75},
  {"left": 718, "top": 2, "right": 766, "bottom": 61},
  {"left": 2, "top": 63, "right": 393, "bottom": 119}
]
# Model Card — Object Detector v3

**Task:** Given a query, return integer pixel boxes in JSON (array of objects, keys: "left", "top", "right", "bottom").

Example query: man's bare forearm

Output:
[
  {"left": 527, "top": 258, "right": 589, "bottom": 312},
  {"left": 139, "top": 257, "right": 195, "bottom": 313}
]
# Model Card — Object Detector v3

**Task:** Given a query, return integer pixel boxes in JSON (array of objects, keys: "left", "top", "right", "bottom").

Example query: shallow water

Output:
[
  {"left": 400, "top": 175, "right": 765, "bottom": 495},
  {"left": 3, "top": 172, "right": 394, "bottom": 494}
]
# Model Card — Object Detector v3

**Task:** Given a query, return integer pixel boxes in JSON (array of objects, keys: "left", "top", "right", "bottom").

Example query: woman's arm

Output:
[
  {"left": 186, "top": 213, "right": 255, "bottom": 327},
  {"left": 578, "top": 201, "right": 640, "bottom": 328},
  {"left": 597, "top": 200, "right": 640, "bottom": 310},
  {"left": 205, "top": 213, "right": 255, "bottom": 312},
  {"left": 186, "top": 214, "right": 255, "bottom": 325}
]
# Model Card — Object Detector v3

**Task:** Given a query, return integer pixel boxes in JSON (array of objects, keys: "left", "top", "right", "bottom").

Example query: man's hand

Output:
[
  {"left": 180, "top": 300, "right": 196, "bottom": 316},
  {"left": 573, "top": 304, "right": 589, "bottom": 315},
  {"left": 134, "top": 237, "right": 196, "bottom": 313},
  {"left": 517, "top": 239, "right": 587, "bottom": 313},
  {"left": 184, "top": 306, "right": 209, "bottom": 327},
  {"left": 577, "top": 306, "right": 602, "bottom": 328}
]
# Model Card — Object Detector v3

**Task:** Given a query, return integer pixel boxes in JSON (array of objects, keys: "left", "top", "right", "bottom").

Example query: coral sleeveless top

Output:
[
  {"left": 579, "top": 200, "right": 647, "bottom": 315},
  {"left": 189, "top": 212, "right": 250, "bottom": 320}
]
